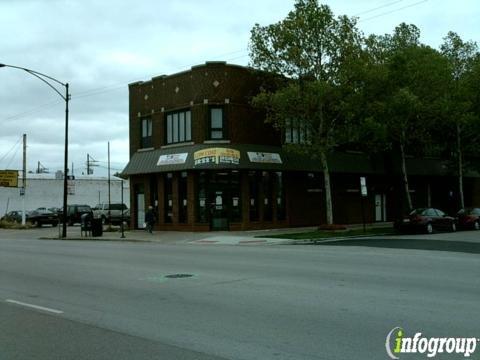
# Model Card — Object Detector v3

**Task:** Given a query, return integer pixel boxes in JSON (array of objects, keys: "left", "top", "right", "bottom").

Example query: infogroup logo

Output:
[{"left": 385, "top": 327, "right": 479, "bottom": 359}]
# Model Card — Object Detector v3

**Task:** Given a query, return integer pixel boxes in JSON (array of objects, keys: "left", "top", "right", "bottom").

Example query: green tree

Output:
[
  {"left": 440, "top": 32, "right": 479, "bottom": 209},
  {"left": 363, "top": 24, "right": 450, "bottom": 211},
  {"left": 249, "top": 0, "right": 364, "bottom": 224}
]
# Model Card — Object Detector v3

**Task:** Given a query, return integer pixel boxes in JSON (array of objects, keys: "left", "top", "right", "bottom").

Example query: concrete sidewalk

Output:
[
  {"left": 0, "top": 221, "right": 395, "bottom": 245},
  {"left": 0, "top": 226, "right": 294, "bottom": 245}
]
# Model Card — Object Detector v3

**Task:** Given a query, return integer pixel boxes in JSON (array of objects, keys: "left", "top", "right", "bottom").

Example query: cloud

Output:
[{"left": 0, "top": 0, "right": 478, "bottom": 178}]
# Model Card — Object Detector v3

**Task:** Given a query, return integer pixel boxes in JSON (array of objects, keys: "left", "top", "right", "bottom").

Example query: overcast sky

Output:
[{"left": 0, "top": 0, "right": 478, "bottom": 177}]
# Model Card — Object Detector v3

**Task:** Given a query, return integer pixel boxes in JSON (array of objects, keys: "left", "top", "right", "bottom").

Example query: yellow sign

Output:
[
  {"left": 194, "top": 148, "right": 240, "bottom": 166},
  {"left": 0, "top": 170, "right": 19, "bottom": 188}
]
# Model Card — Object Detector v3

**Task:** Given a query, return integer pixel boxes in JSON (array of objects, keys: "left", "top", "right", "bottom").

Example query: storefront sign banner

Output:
[
  {"left": 194, "top": 148, "right": 240, "bottom": 166},
  {"left": 0, "top": 170, "right": 18, "bottom": 188},
  {"left": 247, "top": 152, "right": 282, "bottom": 164},
  {"left": 157, "top": 153, "right": 188, "bottom": 166}
]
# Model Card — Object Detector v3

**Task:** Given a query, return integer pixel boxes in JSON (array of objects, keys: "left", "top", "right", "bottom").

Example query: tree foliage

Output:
[
  {"left": 440, "top": 32, "right": 479, "bottom": 208},
  {"left": 249, "top": 0, "right": 365, "bottom": 224},
  {"left": 249, "top": 1, "right": 480, "bottom": 221}
]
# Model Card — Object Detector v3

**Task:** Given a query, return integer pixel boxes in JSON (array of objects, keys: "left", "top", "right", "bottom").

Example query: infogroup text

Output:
[{"left": 385, "top": 327, "right": 478, "bottom": 359}]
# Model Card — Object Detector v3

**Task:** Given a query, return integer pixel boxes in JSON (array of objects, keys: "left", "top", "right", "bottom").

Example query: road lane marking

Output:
[{"left": 5, "top": 299, "right": 64, "bottom": 314}]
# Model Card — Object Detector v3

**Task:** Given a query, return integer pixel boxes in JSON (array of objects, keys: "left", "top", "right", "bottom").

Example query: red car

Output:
[
  {"left": 456, "top": 208, "right": 480, "bottom": 230},
  {"left": 394, "top": 208, "right": 456, "bottom": 234}
]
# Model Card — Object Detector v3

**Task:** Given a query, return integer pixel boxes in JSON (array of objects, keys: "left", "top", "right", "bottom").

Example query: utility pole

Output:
[
  {"left": 121, "top": 179, "right": 125, "bottom": 239},
  {"left": 35, "top": 161, "right": 49, "bottom": 174},
  {"left": 108, "top": 141, "right": 111, "bottom": 225},
  {"left": 21, "top": 134, "right": 26, "bottom": 225},
  {"left": 86, "top": 153, "right": 99, "bottom": 175}
]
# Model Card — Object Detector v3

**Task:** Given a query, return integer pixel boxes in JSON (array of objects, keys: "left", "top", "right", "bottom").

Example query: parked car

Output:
[
  {"left": 394, "top": 208, "right": 456, "bottom": 234},
  {"left": 28, "top": 209, "right": 59, "bottom": 227},
  {"left": 1, "top": 210, "right": 25, "bottom": 223},
  {"left": 456, "top": 208, "right": 480, "bottom": 230},
  {"left": 92, "top": 203, "right": 128, "bottom": 224},
  {"left": 59, "top": 204, "right": 93, "bottom": 226}
]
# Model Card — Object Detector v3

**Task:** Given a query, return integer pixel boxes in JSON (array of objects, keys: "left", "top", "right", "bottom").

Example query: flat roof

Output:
[{"left": 128, "top": 61, "right": 251, "bottom": 87}]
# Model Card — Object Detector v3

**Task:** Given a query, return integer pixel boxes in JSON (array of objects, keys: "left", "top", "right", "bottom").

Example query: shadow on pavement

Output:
[{"left": 316, "top": 238, "right": 480, "bottom": 254}]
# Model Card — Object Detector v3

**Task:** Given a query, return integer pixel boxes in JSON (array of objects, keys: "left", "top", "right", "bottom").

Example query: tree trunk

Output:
[
  {"left": 399, "top": 142, "right": 413, "bottom": 211},
  {"left": 320, "top": 150, "right": 334, "bottom": 225},
  {"left": 456, "top": 123, "right": 465, "bottom": 209}
]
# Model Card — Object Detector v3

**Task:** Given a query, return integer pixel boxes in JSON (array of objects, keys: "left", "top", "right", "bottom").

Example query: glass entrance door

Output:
[
  {"left": 209, "top": 172, "right": 230, "bottom": 231},
  {"left": 136, "top": 193, "right": 145, "bottom": 229},
  {"left": 210, "top": 189, "right": 229, "bottom": 231},
  {"left": 375, "top": 193, "right": 387, "bottom": 222},
  {"left": 196, "top": 171, "right": 241, "bottom": 231}
]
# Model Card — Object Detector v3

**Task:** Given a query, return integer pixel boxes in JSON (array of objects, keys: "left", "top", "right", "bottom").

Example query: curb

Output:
[
  {"left": 38, "top": 237, "right": 151, "bottom": 243},
  {"left": 289, "top": 233, "right": 396, "bottom": 244}
]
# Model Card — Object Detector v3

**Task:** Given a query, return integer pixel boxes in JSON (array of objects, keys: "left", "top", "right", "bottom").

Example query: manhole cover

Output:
[{"left": 165, "top": 274, "right": 193, "bottom": 279}]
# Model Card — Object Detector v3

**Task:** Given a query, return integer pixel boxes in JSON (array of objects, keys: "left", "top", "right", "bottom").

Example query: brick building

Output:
[{"left": 122, "top": 62, "right": 480, "bottom": 231}]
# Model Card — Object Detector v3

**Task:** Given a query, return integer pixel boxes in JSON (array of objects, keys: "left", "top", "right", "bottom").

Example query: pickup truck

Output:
[{"left": 92, "top": 203, "right": 128, "bottom": 224}]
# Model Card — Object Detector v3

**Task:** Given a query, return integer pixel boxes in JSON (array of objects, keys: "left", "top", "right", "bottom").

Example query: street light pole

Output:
[
  {"left": 0, "top": 63, "right": 70, "bottom": 237},
  {"left": 63, "top": 83, "right": 70, "bottom": 238}
]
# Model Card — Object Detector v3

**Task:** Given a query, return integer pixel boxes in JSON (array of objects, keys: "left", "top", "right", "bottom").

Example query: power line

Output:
[
  {"left": 0, "top": 136, "right": 22, "bottom": 164},
  {"left": 358, "top": 0, "right": 429, "bottom": 22},
  {"left": 354, "top": 0, "right": 405, "bottom": 16},
  {"left": 3, "top": 99, "right": 62, "bottom": 122},
  {"left": 5, "top": 139, "right": 21, "bottom": 168},
  {"left": 56, "top": 0, "right": 429, "bottom": 103},
  {"left": 97, "top": 164, "right": 124, "bottom": 172},
  {"left": 73, "top": 48, "right": 250, "bottom": 99}
]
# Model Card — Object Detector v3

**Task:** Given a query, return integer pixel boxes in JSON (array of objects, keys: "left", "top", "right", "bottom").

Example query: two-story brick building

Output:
[{"left": 122, "top": 61, "right": 480, "bottom": 231}]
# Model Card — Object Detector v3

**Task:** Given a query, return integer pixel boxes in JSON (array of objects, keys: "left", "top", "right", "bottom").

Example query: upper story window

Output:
[
  {"left": 284, "top": 118, "right": 310, "bottom": 145},
  {"left": 141, "top": 117, "right": 152, "bottom": 148},
  {"left": 166, "top": 110, "right": 191, "bottom": 144},
  {"left": 209, "top": 107, "right": 226, "bottom": 140}
]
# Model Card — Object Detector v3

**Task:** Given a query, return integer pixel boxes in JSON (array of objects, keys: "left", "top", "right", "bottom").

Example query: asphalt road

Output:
[{"left": 0, "top": 231, "right": 479, "bottom": 359}]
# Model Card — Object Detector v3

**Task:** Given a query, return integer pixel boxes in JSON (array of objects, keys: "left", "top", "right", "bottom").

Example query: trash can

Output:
[
  {"left": 80, "top": 213, "right": 92, "bottom": 236},
  {"left": 91, "top": 218, "right": 103, "bottom": 237}
]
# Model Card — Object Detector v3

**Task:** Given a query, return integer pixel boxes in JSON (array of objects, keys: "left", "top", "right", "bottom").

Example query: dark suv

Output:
[{"left": 59, "top": 205, "right": 93, "bottom": 226}]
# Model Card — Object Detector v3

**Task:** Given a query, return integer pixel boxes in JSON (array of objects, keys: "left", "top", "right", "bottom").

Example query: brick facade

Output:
[{"left": 124, "top": 62, "right": 480, "bottom": 231}]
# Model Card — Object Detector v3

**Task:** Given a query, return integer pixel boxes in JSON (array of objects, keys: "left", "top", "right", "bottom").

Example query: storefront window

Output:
[
  {"left": 196, "top": 172, "right": 208, "bottom": 223},
  {"left": 195, "top": 171, "right": 242, "bottom": 225},
  {"left": 275, "top": 172, "right": 286, "bottom": 221},
  {"left": 150, "top": 176, "right": 158, "bottom": 217},
  {"left": 164, "top": 173, "right": 173, "bottom": 223},
  {"left": 262, "top": 171, "right": 273, "bottom": 221},
  {"left": 249, "top": 171, "right": 259, "bottom": 221},
  {"left": 179, "top": 172, "right": 188, "bottom": 223},
  {"left": 306, "top": 172, "right": 322, "bottom": 192},
  {"left": 230, "top": 171, "right": 241, "bottom": 222}
]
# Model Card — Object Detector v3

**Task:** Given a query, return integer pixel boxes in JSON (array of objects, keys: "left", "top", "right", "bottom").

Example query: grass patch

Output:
[{"left": 256, "top": 227, "right": 395, "bottom": 240}]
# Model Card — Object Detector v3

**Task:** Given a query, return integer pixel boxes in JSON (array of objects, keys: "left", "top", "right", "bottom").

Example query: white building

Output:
[{"left": 0, "top": 173, "right": 130, "bottom": 215}]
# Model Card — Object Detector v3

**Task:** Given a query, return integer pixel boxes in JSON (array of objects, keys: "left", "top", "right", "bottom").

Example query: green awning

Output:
[
  {"left": 121, "top": 144, "right": 390, "bottom": 176},
  {"left": 121, "top": 143, "right": 477, "bottom": 177}
]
